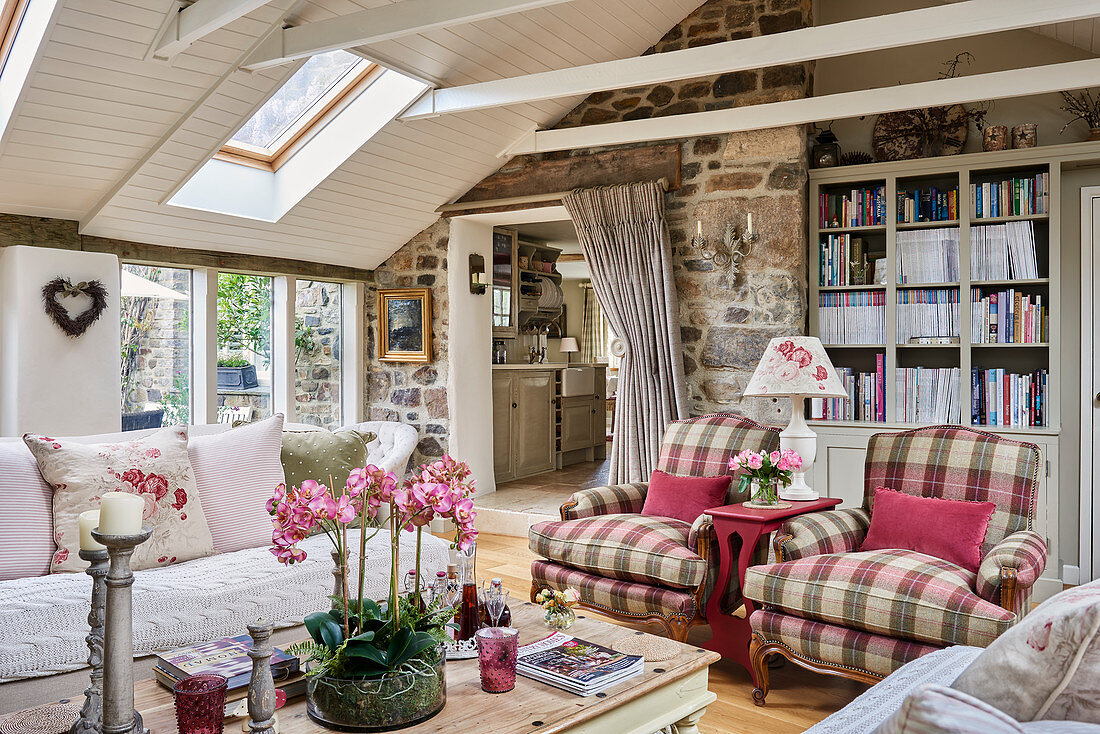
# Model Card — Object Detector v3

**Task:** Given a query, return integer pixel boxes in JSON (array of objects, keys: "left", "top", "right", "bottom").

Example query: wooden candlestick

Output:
[
  {"left": 246, "top": 619, "right": 277, "bottom": 734},
  {"left": 91, "top": 526, "right": 152, "bottom": 734},
  {"left": 69, "top": 548, "right": 109, "bottom": 734}
]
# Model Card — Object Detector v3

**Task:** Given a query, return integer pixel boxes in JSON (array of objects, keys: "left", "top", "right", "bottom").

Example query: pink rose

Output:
[
  {"left": 746, "top": 453, "right": 763, "bottom": 470},
  {"left": 790, "top": 346, "right": 813, "bottom": 368},
  {"left": 776, "top": 340, "right": 795, "bottom": 358},
  {"left": 769, "top": 451, "right": 781, "bottom": 464},
  {"left": 144, "top": 448, "right": 161, "bottom": 459},
  {"left": 814, "top": 365, "right": 829, "bottom": 381},
  {"left": 140, "top": 493, "right": 158, "bottom": 521},
  {"left": 170, "top": 487, "right": 187, "bottom": 510},
  {"left": 781, "top": 449, "right": 803, "bottom": 470},
  {"left": 120, "top": 468, "right": 145, "bottom": 491},
  {"left": 142, "top": 474, "right": 169, "bottom": 500},
  {"left": 776, "top": 457, "right": 791, "bottom": 471}
]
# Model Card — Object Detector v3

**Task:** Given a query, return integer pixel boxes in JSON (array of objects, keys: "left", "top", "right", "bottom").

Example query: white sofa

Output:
[{"left": 0, "top": 419, "right": 447, "bottom": 713}]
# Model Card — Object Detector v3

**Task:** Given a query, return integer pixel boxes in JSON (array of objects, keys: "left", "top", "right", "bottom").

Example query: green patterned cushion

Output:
[{"left": 281, "top": 429, "right": 375, "bottom": 491}]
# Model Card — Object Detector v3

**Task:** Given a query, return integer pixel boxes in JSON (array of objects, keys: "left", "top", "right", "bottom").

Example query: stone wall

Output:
[
  {"left": 367, "top": 0, "right": 812, "bottom": 461},
  {"left": 295, "top": 280, "right": 343, "bottom": 429},
  {"left": 364, "top": 218, "right": 451, "bottom": 471},
  {"left": 122, "top": 265, "right": 191, "bottom": 425},
  {"left": 523, "top": 0, "right": 812, "bottom": 423}
]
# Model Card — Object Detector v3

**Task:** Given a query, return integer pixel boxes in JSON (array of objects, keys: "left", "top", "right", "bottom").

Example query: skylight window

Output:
[{"left": 221, "top": 50, "right": 376, "bottom": 169}]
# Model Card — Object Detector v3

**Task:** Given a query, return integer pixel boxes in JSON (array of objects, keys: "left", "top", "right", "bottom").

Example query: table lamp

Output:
[
  {"left": 743, "top": 336, "right": 847, "bottom": 501},
  {"left": 559, "top": 337, "right": 580, "bottom": 364}
]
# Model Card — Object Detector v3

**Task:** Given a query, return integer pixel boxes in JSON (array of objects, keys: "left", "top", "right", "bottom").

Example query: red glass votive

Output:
[
  {"left": 476, "top": 626, "right": 519, "bottom": 693},
  {"left": 173, "top": 673, "right": 228, "bottom": 734}
]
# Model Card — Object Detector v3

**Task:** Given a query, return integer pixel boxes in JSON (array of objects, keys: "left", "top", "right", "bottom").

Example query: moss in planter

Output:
[{"left": 307, "top": 646, "right": 446, "bottom": 732}]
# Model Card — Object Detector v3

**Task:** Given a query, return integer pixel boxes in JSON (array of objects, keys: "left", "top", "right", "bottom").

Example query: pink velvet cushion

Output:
[
  {"left": 861, "top": 486, "right": 995, "bottom": 572},
  {"left": 641, "top": 470, "right": 730, "bottom": 524}
]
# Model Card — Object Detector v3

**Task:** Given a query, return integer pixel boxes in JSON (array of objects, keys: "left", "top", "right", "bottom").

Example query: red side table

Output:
[{"left": 701, "top": 497, "right": 842, "bottom": 683}]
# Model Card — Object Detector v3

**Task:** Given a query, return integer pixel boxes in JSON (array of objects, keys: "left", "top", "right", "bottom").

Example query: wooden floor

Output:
[
  {"left": 483, "top": 460, "right": 611, "bottom": 517},
  {"left": 473, "top": 531, "right": 866, "bottom": 734}
]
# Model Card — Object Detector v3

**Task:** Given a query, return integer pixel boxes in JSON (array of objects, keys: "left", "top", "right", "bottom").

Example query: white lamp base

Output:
[{"left": 779, "top": 396, "right": 819, "bottom": 502}]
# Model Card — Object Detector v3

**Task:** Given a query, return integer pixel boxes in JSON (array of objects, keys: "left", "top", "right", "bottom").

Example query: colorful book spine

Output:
[{"left": 820, "top": 186, "right": 887, "bottom": 228}]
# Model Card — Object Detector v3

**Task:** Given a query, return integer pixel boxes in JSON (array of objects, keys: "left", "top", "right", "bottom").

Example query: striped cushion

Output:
[
  {"left": 751, "top": 609, "right": 943, "bottom": 677},
  {"left": 864, "top": 427, "right": 1040, "bottom": 554},
  {"left": 531, "top": 560, "right": 696, "bottom": 619},
  {"left": 0, "top": 441, "right": 55, "bottom": 580},
  {"left": 872, "top": 685, "right": 1025, "bottom": 734},
  {"left": 529, "top": 514, "right": 704, "bottom": 589},
  {"left": 745, "top": 549, "right": 1015, "bottom": 647},
  {"left": 189, "top": 414, "right": 285, "bottom": 554},
  {"left": 657, "top": 414, "right": 780, "bottom": 503}
]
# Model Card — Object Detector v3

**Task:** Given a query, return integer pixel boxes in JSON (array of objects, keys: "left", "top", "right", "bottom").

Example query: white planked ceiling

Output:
[
  {"left": 2, "top": 0, "right": 1096, "bottom": 270},
  {"left": 0, "top": 0, "right": 701, "bottom": 269}
]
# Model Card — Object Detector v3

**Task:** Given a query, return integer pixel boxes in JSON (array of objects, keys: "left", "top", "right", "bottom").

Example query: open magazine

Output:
[{"left": 516, "top": 632, "right": 643, "bottom": 696}]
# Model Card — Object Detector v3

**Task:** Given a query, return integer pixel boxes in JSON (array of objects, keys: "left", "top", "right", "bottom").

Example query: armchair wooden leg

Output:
[
  {"left": 750, "top": 633, "right": 773, "bottom": 706},
  {"left": 666, "top": 613, "right": 693, "bottom": 643}
]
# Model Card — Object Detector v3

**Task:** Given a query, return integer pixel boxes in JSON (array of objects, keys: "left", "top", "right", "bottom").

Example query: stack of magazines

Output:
[
  {"left": 154, "top": 634, "right": 303, "bottom": 699},
  {"left": 516, "top": 633, "right": 643, "bottom": 696}
]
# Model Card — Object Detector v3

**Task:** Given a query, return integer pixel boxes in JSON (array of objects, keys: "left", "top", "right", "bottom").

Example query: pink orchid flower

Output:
[{"left": 334, "top": 495, "right": 356, "bottom": 524}]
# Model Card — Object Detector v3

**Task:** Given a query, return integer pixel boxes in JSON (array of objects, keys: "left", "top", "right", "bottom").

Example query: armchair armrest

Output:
[
  {"left": 976, "top": 530, "right": 1047, "bottom": 613},
  {"left": 560, "top": 482, "right": 649, "bottom": 520},
  {"left": 773, "top": 508, "right": 871, "bottom": 561}
]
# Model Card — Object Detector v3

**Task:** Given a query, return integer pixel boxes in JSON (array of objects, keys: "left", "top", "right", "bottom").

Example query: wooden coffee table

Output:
[{"left": 12, "top": 602, "right": 720, "bottom": 733}]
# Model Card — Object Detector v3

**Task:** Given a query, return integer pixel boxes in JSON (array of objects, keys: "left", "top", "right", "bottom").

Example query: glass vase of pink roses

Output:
[
  {"left": 266, "top": 455, "right": 477, "bottom": 731},
  {"left": 729, "top": 449, "right": 803, "bottom": 507}
]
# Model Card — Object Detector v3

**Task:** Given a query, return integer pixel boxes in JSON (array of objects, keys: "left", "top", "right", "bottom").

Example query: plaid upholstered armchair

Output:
[
  {"left": 528, "top": 414, "right": 780, "bottom": 641},
  {"left": 744, "top": 426, "right": 1047, "bottom": 704}
]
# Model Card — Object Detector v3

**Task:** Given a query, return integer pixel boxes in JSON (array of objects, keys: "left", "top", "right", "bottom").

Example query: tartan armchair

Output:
[
  {"left": 528, "top": 414, "right": 780, "bottom": 641},
  {"left": 744, "top": 426, "right": 1046, "bottom": 704}
]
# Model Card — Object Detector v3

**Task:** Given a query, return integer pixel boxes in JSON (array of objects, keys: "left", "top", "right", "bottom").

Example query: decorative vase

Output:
[
  {"left": 1012, "top": 123, "right": 1037, "bottom": 149},
  {"left": 750, "top": 478, "right": 780, "bottom": 507},
  {"left": 982, "top": 125, "right": 1008, "bottom": 152},
  {"left": 306, "top": 645, "right": 446, "bottom": 732},
  {"left": 544, "top": 608, "right": 575, "bottom": 631}
]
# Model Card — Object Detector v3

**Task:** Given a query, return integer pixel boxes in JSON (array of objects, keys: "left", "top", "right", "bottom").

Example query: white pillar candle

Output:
[
  {"left": 747, "top": 212, "right": 753, "bottom": 233},
  {"left": 696, "top": 219, "right": 702, "bottom": 235},
  {"left": 78, "top": 510, "right": 106, "bottom": 551},
  {"left": 98, "top": 492, "right": 144, "bottom": 535}
]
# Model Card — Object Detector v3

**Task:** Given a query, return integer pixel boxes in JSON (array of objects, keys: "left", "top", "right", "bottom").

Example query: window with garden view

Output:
[
  {"left": 120, "top": 265, "right": 191, "bottom": 431},
  {"left": 217, "top": 272, "right": 273, "bottom": 423}
]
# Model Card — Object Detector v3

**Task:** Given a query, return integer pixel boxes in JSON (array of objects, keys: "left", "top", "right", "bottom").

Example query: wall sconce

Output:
[
  {"left": 691, "top": 215, "right": 758, "bottom": 273},
  {"left": 469, "top": 253, "right": 487, "bottom": 295}
]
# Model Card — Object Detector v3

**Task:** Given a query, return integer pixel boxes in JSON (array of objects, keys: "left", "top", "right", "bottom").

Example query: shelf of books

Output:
[{"left": 808, "top": 156, "right": 1059, "bottom": 436}]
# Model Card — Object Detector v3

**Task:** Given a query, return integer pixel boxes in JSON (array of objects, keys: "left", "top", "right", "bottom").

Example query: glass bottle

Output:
[
  {"left": 457, "top": 579, "right": 480, "bottom": 641},
  {"left": 404, "top": 569, "right": 426, "bottom": 613},
  {"left": 446, "top": 563, "right": 459, "bottom": 606},
  {"left": 478, "top": 577, "right": 512, "bottom": 628},
  {"left": 431, "top": 570, "right": 447, "bottom": 606}
]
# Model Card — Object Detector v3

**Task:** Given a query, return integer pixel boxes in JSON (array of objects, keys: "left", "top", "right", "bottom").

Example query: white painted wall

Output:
[
  {"left": 0, "top": 246, "right": 121, "bottom": 436},
  {"left": 447, "top": 218, "right": 496, "bottom": 493},
  {"left": 816, "top": 0, "right": 1095, "bottom": 154}
]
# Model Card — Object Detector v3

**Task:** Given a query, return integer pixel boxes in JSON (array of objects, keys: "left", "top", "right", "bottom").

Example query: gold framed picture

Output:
[{"left": 377, "top": 287, "right": 432, "bottom": 363}]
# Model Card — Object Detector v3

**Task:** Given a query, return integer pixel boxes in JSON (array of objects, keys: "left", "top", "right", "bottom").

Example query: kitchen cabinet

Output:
[{"left": 493, "top": 369, "right": 555, "bottom": 481}]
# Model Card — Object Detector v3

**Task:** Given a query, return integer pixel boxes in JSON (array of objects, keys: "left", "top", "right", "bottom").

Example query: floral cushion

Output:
[
  {"left": 24, "top": 426, "right": 215, "bottom": 573},
  {"left": 953, "top": 579, "right": 1100, "bottom": 723},
  {"left": 744, "top": 549, "right": 1015, "bottom": 647},
  {"left": 529, "top": 514, "right": 705, "bottom": 589}
]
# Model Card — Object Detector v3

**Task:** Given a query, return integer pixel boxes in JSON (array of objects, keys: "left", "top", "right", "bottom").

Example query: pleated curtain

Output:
[{"left": 562, "top": 181, "right": 689, "bottom": 483}]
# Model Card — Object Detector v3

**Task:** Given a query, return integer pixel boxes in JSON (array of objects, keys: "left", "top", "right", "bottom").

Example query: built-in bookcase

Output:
[{"left": 808, "top": 156, "right": 1059, "bottom": 435}]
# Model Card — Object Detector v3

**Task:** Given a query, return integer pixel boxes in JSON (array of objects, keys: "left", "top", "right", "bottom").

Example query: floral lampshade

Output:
[{"left": 743, "top": 336, "right": 847, "bottom": 398}]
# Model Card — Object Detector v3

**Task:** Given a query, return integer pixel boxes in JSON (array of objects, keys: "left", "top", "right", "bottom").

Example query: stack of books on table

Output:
[
  {"left": 516, "top": 632, "right": 643, "bottom": 696},
  {"left": 153, "top": 634, "right": 304, "bottom": 701}
]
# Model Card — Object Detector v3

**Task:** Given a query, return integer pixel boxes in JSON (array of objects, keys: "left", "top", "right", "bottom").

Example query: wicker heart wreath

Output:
[{"left": 41, "top": 277, "right": 109, "bottom": 338}]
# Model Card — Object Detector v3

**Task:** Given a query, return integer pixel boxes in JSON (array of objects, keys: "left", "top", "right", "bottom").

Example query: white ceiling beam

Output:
[
  {"left": 402, "top": 0, "right": 1100, "bottom": 119},
  {"left": 504, "top": 57, "right": 1100, "bottom": 155},
  {"left": 154, "top": 0, "right": 274, "bottom": 59},
  {"left": 241, "top": 0, "right": 577, "bottom": 71}
]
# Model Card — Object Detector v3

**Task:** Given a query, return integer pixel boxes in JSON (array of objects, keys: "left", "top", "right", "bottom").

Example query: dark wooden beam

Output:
[
  {"left": 81, "top": 236, "right": 374, "bottom": 282},
  {"left": 453, "top": 143, "right": 681, "bottom": 204},
  {"left": 0, "top": 213, "right": 373, "bottom": 281}
]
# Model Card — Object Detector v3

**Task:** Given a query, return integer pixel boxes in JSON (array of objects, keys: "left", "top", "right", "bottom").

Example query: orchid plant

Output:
[
  {"left": 729, "top": 449, "right": 803, "bottom": 505},
  {"left": 268, "top": 455, "right": 478, "bottom": 680}
]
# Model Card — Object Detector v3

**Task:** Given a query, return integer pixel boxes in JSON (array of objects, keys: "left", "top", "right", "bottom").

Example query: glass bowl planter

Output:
[{"left": 306, "top": 645, "right": 446, "bottom": 732}]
